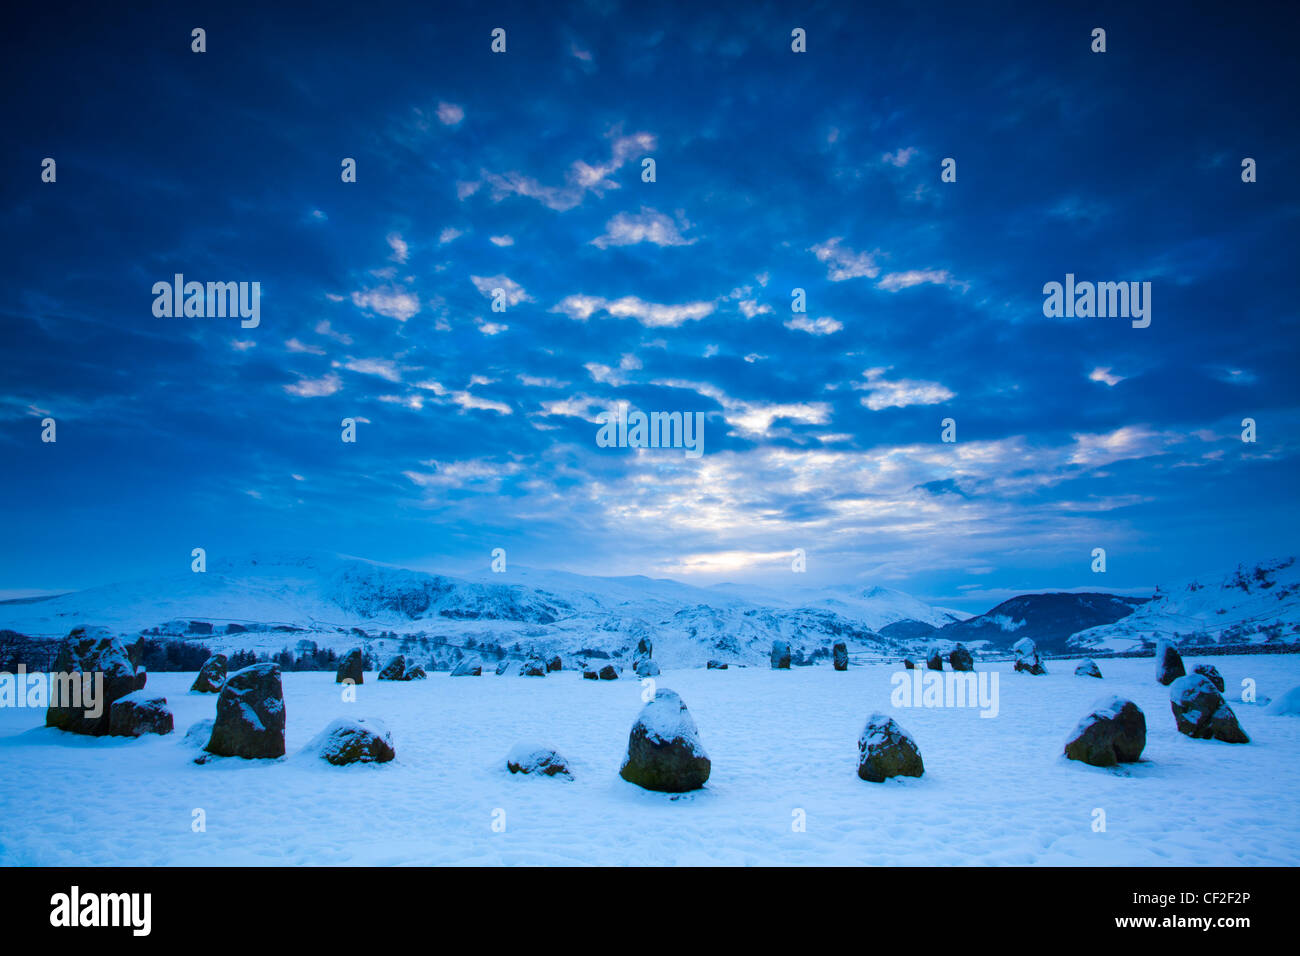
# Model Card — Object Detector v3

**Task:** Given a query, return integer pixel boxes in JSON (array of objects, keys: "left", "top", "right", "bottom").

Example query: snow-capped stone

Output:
[
  {"left": 1155, "top": 641, "right": 1185, "bottom": 686},
  {"left": 204, "top": 663, "right": 286, "bottom": 760},
  {"left": 451, "top": 656, "right": 482, "bottom": 677},
  {"left": 925, "top": 646, "right": 944, "bottom": 671},
  {"left": 1074, "top": 659, "right": 1103, "bottom": 679},
  {"left": 598, "top": 664, "right": 620, "bottom": 680},
  {"left": 336, "top": 648, "right": 364, "bottom": 685},
  {"left": 546, "top": 655, "right": 563, "bottom": 672},
  {"left": 377, "top": 655, "right": 406, "bottom": 680},
  {"left": 582, "top": 667, "right": 599, "bottom": 680},
  {"left": 706, "top": 659, "right": 728, "bottom": 670},
  {"left": 633, "top": 636, "right": 653, "bottom": 667},
  {"left": 403, "top": 663, "right": 427, "bottom": 680},
  {"left": 1063, "top": 696, "right": 1145, "bottom": 767},
  {"left": 1265, "top": 685, "right": 1300, "bottom": 716},
  {"left": 634, "top": 659, "right": 660, "bottom": 677},
  {"left": 1169, "top": 674, "right": 1249, "bottom": 743},
  {"left": 619, "top": 689, "right": 711, "bottom": 792},
  {"left": 506, "top": 741, "right": 572, "bottom": 779},
  {"left": 182, "top": 718, "right": 214, "bottom": 748},
  {"left": 520, "top": 657, "right": 547, "bottom": 677},
  {"left": 949, "top": 643, "right": 974, "bottom": 672},
  {"left": 832, "top": 642, "right": 849, "bottom": 671},
  {"left": 45, "top": 627, "right": 147, "bottom": 736},
  {"left": 857, "top": 713, "right": 924, "bottom": 782},
  {"left": 1012, "top": 637, "right": 1047, "bottom": 675},
  {"left": 1192, "top": 663, "right": 1224, "bottom": 692},
  {"left": 305, "top": 717, "right": 394, "bottom": 765},
  {"left": 190, "top": 653, "right": 228, "bottom": 693},
  {"left": 771, "top": 640, "right": 791, "bottom": 669},
  {"left": 108, "top": 691, "right": 174, "bottom": 737},
  {"left": 495, "top": 659, "right": 516, "bottom": 676},
  {"left": 903, "top": 657, "right": 916, "bottom": 670}
]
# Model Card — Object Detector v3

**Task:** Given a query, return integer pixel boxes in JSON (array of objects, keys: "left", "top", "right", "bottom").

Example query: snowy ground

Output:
[{"left": 2, "top": 655, "right": 1298, "bottom": 866}]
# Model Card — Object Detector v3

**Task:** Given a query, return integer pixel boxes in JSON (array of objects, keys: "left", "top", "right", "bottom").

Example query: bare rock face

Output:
[
  {"left": 190, "top": 654, "right": 228, "bottom": 694},
  {"left": 377, "top": 655, "right": 406, "bottom": 681},
  {"left": 1170, "top": 674, "right": 1249, "bottom": 744},
  {"left": 948, "top": 643, "right": 974, "bottom": 672},
  {"left": 1064, "top": 696, "right": 1146, "bottom": 767},
  {"left": 336, "top": 649, "right": 365, "bottom": 685},
  {"left": 1155, "top": 641, "right": 1185, "bottom": 686},
  {"left": 108, "top": 691, "right": 174, "bottom": 737},
  {"left": 1192, "top": 663, "right": 1225, "bottom": 692},
  {"left": 857, "top": 713, "right": 924, "bottom": 783},
  {"left": 620, "top": 690, "right": 711, "bottom": 793},
  {"left": 1075, "top": 659, "right": 1103, "bottom": 679},
  {"left": 506, "top": 742, "right": 572, "bottom": 780},
  {"left": 45, "top": 628, "right": 148, "bottom": 736},
  {"left": 204, "top": 663, "right": 286, "bottom": 760},
  {"left": 305, "top": 717, "right": 395, "bottom": 765},
  {"left": 771, "top": 641, "right": 791, "bottom": 670},
  {"left": 832, "top": 642, "right": 849, "bottom": 671}
]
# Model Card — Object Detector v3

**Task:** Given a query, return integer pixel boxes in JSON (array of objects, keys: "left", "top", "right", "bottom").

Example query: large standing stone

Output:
[
  {"left": 204, "top": 663, "right": 286, "bottom": 759},
  {"left": 190, "top": 653, "right": 228, "bottom": 694},
  {"left": 305, "top": 717, "right": 395, "bottom": 765},
  {"left": 1074, "top": 658, "right": 1103, "bottom": 679},
  {"left": 925, "top": 646, "right": 944, "bottom": 671},
  {"left": 377, "top": 655, "right": 406, "bottom": 681},
  {"left": 903, "top": 657, "right": 916, "bottom": 670},
  {"left": 599, "top": 664, "right": 620, "bottom": 681},
  {"left": 771, "top": 640, "right": 791, "bottom": 669},
  {"left": 1169, "top": 674, "right": 1249, "bottom": 743},
  {"left": 45, "top": 628, "right": 148, "bottom": 736},
  {"left": 451, "top": 656, "right": 482, "bottom": 676},
  {"left": 1012, "top": 637, "right": 1047, "bottom": 675},
  {"left": 108, "top": 691, "right": 174, "bottom": 737},
  {"left": 948, "top": 643, "right": 974, "bottom": 672},
  {"left": 619, "top": 690, "right": 711, "bottom": 792},
  {"left": 1155, "top": 641, "right": 1185, "bottom": 686},
  {"left": 1063, "top": 696, "right": 1146, "bottom": 767},
  {"left": 336, "top": 648, "right": 365, "bottom": 685},
  {"left": 546, "top": 655, "right": 563, "bottom": 673},
  {"left": 1192, "top": 663, "right": 1225, "bottom": 692},
  {"left": 506, "top": 742, "right": 573, "bottom": 779},
  {"left": 832, "top": 642, "right": 849, "bottom": 671},
  {"left": 635, "top": 659, "right": 660, "bottom": 677},
  {"left": 857, "top": 713, "right": 924, "bottom": 782},
  {"left": 403, "top": 663, "right": 427, "bottom": 680},
  {"left": 520, "top": 656, "right": 547, "bottom": 677}
]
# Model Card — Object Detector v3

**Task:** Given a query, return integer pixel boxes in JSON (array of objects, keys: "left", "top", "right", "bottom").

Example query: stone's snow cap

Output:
[
  {"left": 1012, "top": 637, "right": 1037, "bottom": 657},
  {"left": 860, "top": 711, "right": 915, "bottom": 746},
  {"left": 1265, "top": 685, "right": 1300, "bottom": 716},
  {"left": 303, "top": 716, "right": 395, "bottom": 764},
  {"left": 637, "top": 689, "right": 702, "bottom": 746},
  {"left": 505, "top": 741, "right": 573, "bottom": 778},
  {"left": 1169, "top": 672, "right": 1217, "bottom": 702},
  {"left": 1067, "top": 694, "right": 1127, "bottom": 738}
]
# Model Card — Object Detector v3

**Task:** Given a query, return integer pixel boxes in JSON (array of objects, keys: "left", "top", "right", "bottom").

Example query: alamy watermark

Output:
[
  {"left": 1042, "top": 273, "right": 1151, "bottom": 328},
  {"left": 0, "top": 665, "right": 103, "bottom": 717},
  {"left": 595, "top": 402, "right": 705, "bottom": 458},
  {"left": 891, "top": 668, "right": 1000, "bottom": 718},
  {"left": 152, "top": 274, "right": 261, "bottom": 328}
]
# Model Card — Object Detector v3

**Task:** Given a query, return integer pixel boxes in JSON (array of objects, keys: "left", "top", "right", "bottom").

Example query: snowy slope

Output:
[
  {"left": 1070, "top": 557, "right": 1300, "bottom": 653},
  {"left": 0, "top": 551, "right": 969, "bottom": 667},
  {"left": 939, "top": 592, "right": 1148, "bottom": 654}
]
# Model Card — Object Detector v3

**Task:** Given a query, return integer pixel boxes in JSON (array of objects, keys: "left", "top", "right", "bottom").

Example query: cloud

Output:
[
  {"left": 342, "top": 358, "right": 402, "bottom": 382},
  {"left": 470, "top": 274, "right": 531, "bottom": 306},
  {"left": 284, "top": 372, "right": 342, "bottom": 398},
  {"left": 876, "top": 269, "right": 965, "bottom": 293},
  {"left": 439, "top": 227, "right": 463, "bottom": 244},
  {"left": 436, "top": 102, "right": 464, "bottom": 125},
  {"left": 314, "top": 320, "right": 353, "bottom": 345},
  {"left": 285, "top": 338, "right": 325, "bottom": 355},
  {"left": 738, "top": 300, "right": 771, "bottom": 318},
  {"left": 1067, "top": 426, "right": 1176, "bottom": 467},
  {"left": 1089, "top": 366, "right": 1124, "bottom": 386},
  {"left": 652, "top": 378, "right": 831, "bottom": 437},
  {"left": 591, "top": 207, "right": 695, "bottom": 248},
  {"left": 483, "top": 131, "right": 656, "bottom": 211},
  {"left": 551, "top": 294, "right": 714, "bottom": 327},
  {"left": 489, "top": 235, "right": 514, "bottom": 247},
  {"left": 785, "top": 315, "right": 843, "bottom": 336},
  {"left": 351, "top": 286, "right": 420, "bottom": 321},
  {"left": 856, "top": 367, "right": 955, "bottom": 410},
  {"left": 882, "top": 147, "right": 918, "bottom": 167},
  {"left": 810, "top": 238, "right": 880, "bottom": 281},
  {"left": 451, "top": 391, "right": 511, "bottom": 415},
  {"left": 386, "top": 232, "right": 409, "bottom": 263}
]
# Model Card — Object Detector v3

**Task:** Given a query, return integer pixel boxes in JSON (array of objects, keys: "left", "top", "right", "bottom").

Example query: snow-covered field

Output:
[{"left": 2, "top": 655, "right": 1298, "bottom": 866}]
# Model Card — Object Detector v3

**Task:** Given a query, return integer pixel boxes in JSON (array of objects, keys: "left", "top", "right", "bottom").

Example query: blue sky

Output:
[{"left": 2, "top": 0, "right": 1298, "bottom": 611}]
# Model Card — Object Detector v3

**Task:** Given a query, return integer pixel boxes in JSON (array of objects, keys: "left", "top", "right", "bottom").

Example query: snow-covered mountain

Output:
[
  {"left": 0, "top": 551, "right": 971, "bottom": 667},
  {"left": 1070, "top": 557, "right": 1300, "bottom": 652},
  {"left": 937, "top": 592, "right": 1149, "bottom": 654}
]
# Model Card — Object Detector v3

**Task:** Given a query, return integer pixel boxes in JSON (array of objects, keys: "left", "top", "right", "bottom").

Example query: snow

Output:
[
  {"left": 1264, "top": 685, "right": 1300, "bottom": 716},
  {"left": 2, "top": 655, "right": 1299, "bottom": 865}
]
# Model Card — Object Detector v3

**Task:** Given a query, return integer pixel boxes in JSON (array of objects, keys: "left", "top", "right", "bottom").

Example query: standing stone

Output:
[
  {"left": 635, "top": 659, "right": 660, "bottom": 677},
  {"left": 706, "top": 659, "right": 728, "bottom": 670},
  {"left": 204, "top": 663, "right": 286, "bottom": 759},
  {"left": 925, "top": 646, "right": 944, "bottom": 671},
  {"left": 771, "top": 640, "right": 791, "bottom": 669},
  {"left": 1169, "top": 674, "right": 1249, "bottom": 743},
  {"left": 903, "top": 657, "right": 916, "bottom": 670},
  {"left": 857, "top": 713, "right": 924, "bottom": 782},
  {"left": 45, "top": 628, "right": 148, "bottom": 736},
  {"left": 403, "top": 663, "right": 427, "bottom": 680},
  {"left": 1074, "top": 658, "right": 1103, "bottom": 679},
  {"left": 1155, "top": 641, "right": 1185, "bottom": 686},
  {"left": 832, "top": 642, "right": 849, "bottom": 671},
  {"left": 619, "top": 690, "right": 711, "bottom": 792},
  {"left": 598, "top": 664, "right": 620, "bottom": 680},
  {"left": 948, "top": 643, "right": 974, "bottom": 672},
  {"left": 1192, "top": 663, "right": 1225, "bottom": 692},
  {"left": 377, "top": 655, "right": 406, "bottom": 681},
  {"left": 190, "top": 653, "right": 228, "bottom": 693},
  {"left": 506, "top": 742, "right": 572, "bottom": 779},
  {"left": 633, "top": 636, "right": 654, "bottom": 669},
  {"left": 546, "top": 655, "right": 563, "bottom": 672},
  {"left": 1012, "top": 637, "right": 1047, "bottom": 675},
  {"left": 336, "top": 648, "right": 365, "bottom": 685},
  {"left": 520, "top": 657, "right": 547, "bottom": 677},
  {"left": 306, "top": 717, "right": 395, "bottom": 765},
  {"left": 451, "top": 656, "right": 482, "bottom": 676},
  {"left": 1064, "top": 696, "right": 1146, "bottom": 767},
  {"left": 109, "top": 691, "right": 174, "bottom": 737}
]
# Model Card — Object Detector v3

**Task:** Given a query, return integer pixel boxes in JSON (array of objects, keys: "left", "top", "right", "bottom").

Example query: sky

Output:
[{"left": 1, "top": 0, "right": 1298, "bottom": 611}]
